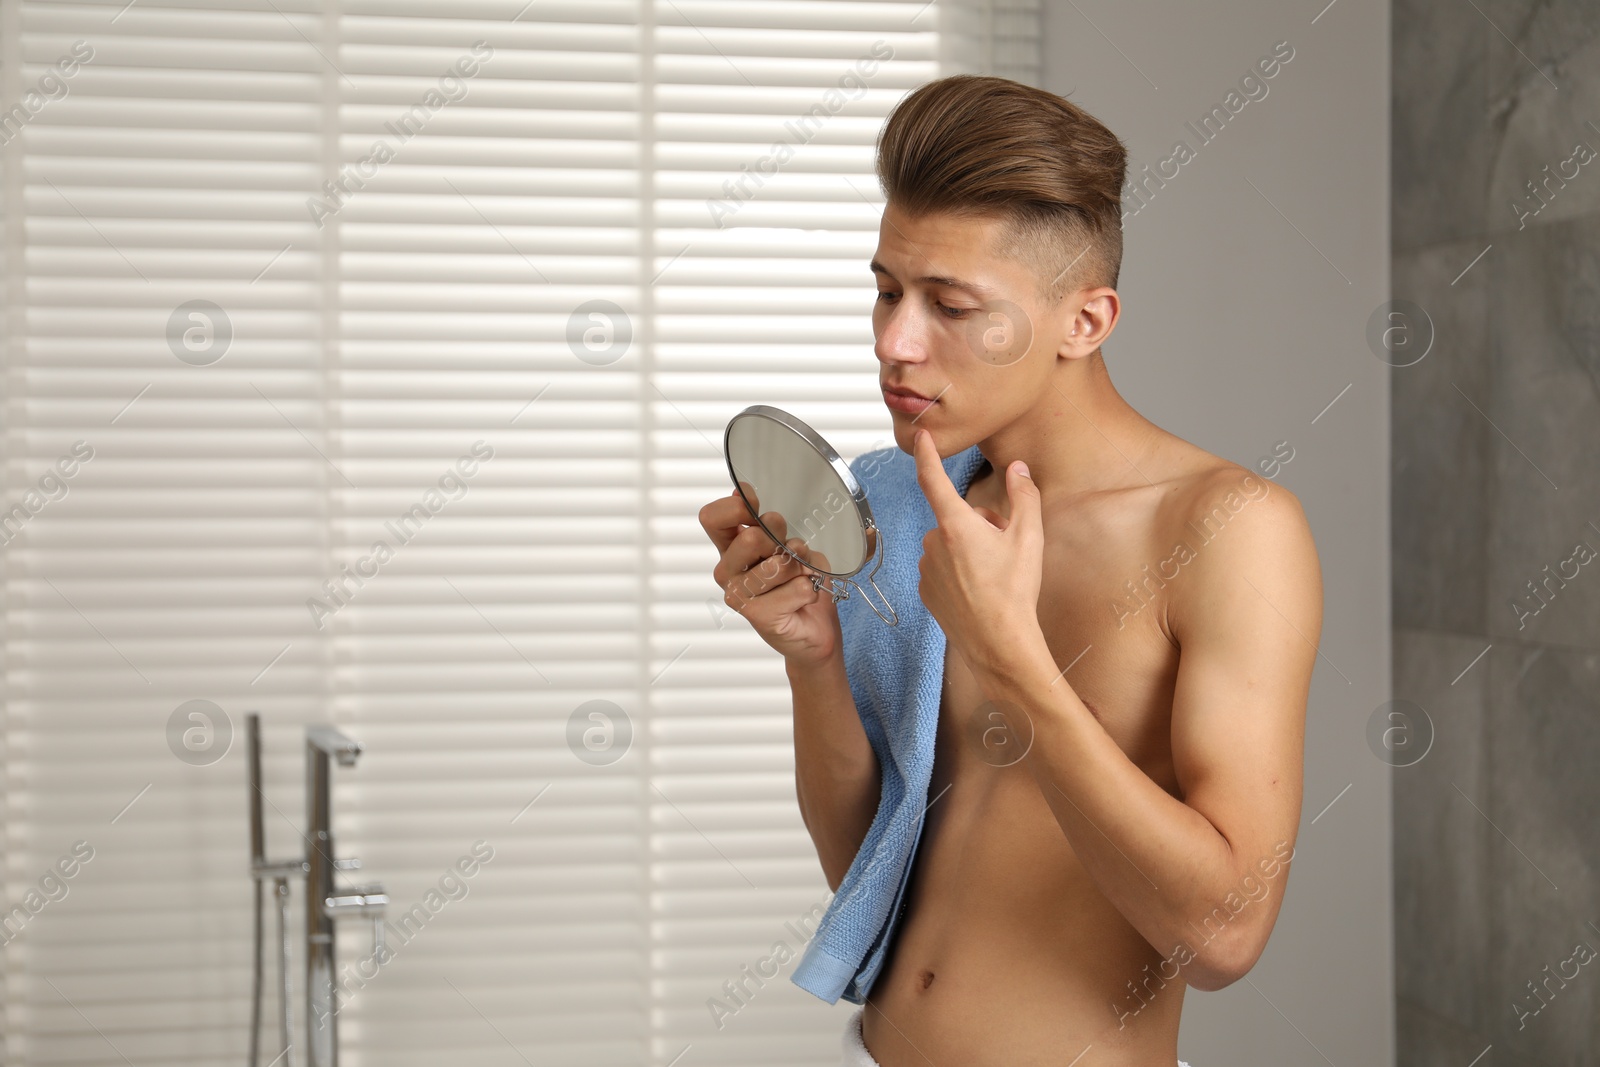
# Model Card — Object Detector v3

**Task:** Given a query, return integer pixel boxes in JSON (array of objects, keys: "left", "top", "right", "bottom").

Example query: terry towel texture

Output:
[
  {"left": 790, "top": 442, "right": 990, "bottom": 1005},
  {"left": 839, "top": 1008, "right": 1193, "bottom": 1067}
]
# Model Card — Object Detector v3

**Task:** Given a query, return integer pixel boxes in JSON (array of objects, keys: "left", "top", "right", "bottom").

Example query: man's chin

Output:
[{"left": 894, "top": 421, "right": 958, "bottom": 458}]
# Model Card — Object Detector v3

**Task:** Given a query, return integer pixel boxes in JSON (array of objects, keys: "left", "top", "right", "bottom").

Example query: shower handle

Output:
[{"left": 324, "top": 883, "right": 389, "bottom": 959}]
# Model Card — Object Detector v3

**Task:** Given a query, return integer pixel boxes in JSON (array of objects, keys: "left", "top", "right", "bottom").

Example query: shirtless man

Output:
[{"left": 699, "top": 75, "right": 1322, "bottom": 1066}]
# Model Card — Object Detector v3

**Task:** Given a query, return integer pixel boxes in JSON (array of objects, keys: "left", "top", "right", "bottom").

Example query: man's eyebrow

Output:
[{"left": 870, "top": 259, "right": 995, "bottom": 298}]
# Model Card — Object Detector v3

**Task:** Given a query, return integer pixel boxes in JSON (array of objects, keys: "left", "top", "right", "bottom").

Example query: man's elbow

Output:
[{"left": 1183, "top": 927, "right": 1268, "bottom": 991}]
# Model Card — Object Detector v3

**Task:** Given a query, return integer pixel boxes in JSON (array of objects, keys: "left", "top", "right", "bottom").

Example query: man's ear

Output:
[{"left": 1061, "top": 286, "right": 1120, "bottom": 355}]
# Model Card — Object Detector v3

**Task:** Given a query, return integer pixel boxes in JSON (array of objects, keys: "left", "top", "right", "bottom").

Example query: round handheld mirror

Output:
[{"left": 723, "top": 404, "right": 899, "bottom": 626}]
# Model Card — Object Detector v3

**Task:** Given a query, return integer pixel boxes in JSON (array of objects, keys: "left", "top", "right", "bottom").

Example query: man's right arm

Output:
[{"left": 788, "top": 649, "right": 880, "bottom": 892}]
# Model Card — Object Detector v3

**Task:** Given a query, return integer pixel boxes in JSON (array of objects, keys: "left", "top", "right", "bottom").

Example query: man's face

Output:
[{"left": 870, "top": 203, "right": 1065, "bottom": 455}]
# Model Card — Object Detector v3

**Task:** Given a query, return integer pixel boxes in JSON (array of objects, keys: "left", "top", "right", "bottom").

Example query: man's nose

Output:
[{"left": 874, "top": 302, "right": 928, "bottom": 366}]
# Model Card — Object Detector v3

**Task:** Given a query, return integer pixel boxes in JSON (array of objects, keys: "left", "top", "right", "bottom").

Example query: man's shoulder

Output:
[
  {"left": 1151, "top": 452, "right": 1313, "bottom": 564},
  {"left": 1136, "top": 432, "right": 1297, "bottom": 527},
  {"left": 1169, "top": 457, "right": 1307, "bottom": 535},
  {"left": 1158, "top": 454, "right": 1321, "bottom": 637}
]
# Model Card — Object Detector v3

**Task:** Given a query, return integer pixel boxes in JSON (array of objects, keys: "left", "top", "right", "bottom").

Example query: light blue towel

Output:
[{"left": 791, "top": 440, "right": 991, "bottom": 1005}]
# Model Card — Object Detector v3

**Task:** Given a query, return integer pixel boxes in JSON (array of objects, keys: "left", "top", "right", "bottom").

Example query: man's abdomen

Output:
[{"left": 860, "top": 744, "right": 1187, "bottom": 1066}]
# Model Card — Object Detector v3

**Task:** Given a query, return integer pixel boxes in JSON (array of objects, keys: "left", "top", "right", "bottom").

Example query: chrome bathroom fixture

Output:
[{"left": 247, "top": 715, "right": 388, "bottom": 1067}]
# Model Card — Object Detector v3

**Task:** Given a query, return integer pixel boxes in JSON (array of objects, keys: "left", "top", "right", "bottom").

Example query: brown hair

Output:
[{"left": 875, "top": 74, "right": 1128, "bottom": 297}]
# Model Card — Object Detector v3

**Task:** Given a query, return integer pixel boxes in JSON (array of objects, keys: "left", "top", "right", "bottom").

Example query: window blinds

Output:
[{"left": 0, "top": 1, "right": 1037, "bottom": 1064}]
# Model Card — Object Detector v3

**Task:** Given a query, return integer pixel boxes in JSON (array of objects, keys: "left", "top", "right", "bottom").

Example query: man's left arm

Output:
[{"left": 970, "top": 477, "right": 1323, "bottom": 991}]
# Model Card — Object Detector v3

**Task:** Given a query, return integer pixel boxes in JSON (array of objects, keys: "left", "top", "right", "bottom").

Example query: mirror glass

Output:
[{"left": 724, "top": 405, "right": 874, "bottom": 578}]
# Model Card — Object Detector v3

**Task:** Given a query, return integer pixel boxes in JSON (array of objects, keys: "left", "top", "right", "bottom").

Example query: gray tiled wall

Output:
[{"left": 1393, "top": 1, "right": 1600, "bottom": 1064}]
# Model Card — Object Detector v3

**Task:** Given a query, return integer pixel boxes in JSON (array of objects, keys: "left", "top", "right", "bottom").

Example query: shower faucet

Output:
[
  {"left": 247, "top": 716, "right": 388, "bottom": 1067},
  {"left": 305, "top": 724, "right": 387, "bottom": 1067},
  {"left": 307, "top": 725, "right": 362, "bottom": 766}
]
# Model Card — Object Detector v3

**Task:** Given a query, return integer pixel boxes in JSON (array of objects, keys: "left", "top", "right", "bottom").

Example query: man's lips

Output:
[
  {"left": 881, "top": 384, "right": 935, "bottom": 401},
  {"left": 882, "top": 385, "right": 939, "bottom": 414}
]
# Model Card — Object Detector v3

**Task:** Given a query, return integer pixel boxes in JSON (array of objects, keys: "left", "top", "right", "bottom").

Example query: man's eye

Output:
[
  {"left": 876, "top": 291, "right": 899, "bottom": 304},
  {"left": 937, "top": 302, "right": 972, "bottom": 319}
]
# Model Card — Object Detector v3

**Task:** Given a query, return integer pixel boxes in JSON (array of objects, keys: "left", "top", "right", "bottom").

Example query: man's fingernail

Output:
[{"left": 1015, "top": 461, "right": 1030, "bottom": 478}]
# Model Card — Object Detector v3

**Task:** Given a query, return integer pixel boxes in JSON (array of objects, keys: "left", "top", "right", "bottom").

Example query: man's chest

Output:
[{"left": 936, "top": 510, "right": 1187, "bottom": 782}]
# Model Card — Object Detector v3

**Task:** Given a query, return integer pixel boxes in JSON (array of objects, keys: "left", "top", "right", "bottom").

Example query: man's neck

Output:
[{"left": 969, "top": 352, "right": 1163, "bottom": 514}]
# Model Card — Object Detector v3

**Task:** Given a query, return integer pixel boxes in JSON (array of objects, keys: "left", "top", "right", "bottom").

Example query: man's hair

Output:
[{"left": 875, "top": 74, "right": 1128, "bottom": 299}]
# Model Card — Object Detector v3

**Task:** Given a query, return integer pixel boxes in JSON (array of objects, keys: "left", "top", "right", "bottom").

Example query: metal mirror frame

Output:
[{"left": 722, "top": 404, "right": 899, "bottom": 626}]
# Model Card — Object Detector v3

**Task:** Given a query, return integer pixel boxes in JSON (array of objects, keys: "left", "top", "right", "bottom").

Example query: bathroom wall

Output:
[
  {"left": 1391, "top": 2, "right": 1600, "bottom": 1065},
  {"left": 1041, "top": 2, "right": 1395, "bottom": 1065}
]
